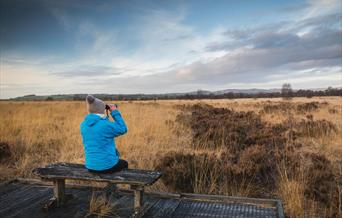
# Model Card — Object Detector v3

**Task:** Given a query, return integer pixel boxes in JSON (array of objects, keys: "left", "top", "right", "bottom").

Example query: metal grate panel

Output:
[
  {"left": 171, "top": 200, "right": 277, "bottom": 218},
  {"left": 143, "top": 198, "right": 180, "bottom": 217}
]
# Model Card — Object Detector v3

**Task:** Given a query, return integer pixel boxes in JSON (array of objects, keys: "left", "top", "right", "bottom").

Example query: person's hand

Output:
[{"left": 108, "top": 104, "right": 118, "bottom": 111}]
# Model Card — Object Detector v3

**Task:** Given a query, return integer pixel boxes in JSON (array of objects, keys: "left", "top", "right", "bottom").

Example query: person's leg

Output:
[
  {"left": 104, "top": 160, "right": 128, "bottom": 200},
  {"left": 88, "top": 168, "right": 100, "bottom": 173},
  {"left": 108, "top": 159, "right": 128, "bottom": 173},
  {"left": 87, "top": 159, "right": 128, "bottom": 174},
  {"left": 89, "top": 161, "right": 127, "bottom": 202}
]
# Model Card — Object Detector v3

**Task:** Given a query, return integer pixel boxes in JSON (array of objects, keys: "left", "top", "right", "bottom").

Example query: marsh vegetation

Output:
[{"left": 0, "top": 97, "right": 341, "bottom": 217}]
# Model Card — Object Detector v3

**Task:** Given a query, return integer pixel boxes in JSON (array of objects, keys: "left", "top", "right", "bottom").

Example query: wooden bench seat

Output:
[{"left": 32, "top": 162, "right": 162, "bottom": 215}]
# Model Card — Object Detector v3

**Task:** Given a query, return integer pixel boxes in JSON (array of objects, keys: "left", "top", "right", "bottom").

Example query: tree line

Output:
[
  {"left": 71, "top": 86, "right": 341, "bottom": 101},
  {"left": 11, "top": 84, "right": 341, "bottom": 101}
]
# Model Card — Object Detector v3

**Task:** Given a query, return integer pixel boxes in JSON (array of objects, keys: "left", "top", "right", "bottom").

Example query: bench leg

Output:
[
  {"left": 42, "top": 179, "right": 67, "bottom": 211},
  {"left": 54, "top": 179, "right": 66, "bottom": 206},
  {"left": 105, "top": 183, "right": 118, "bottom": 199},
  {"left": 130, "top": 185, "right": 144, "bottom": 215}
]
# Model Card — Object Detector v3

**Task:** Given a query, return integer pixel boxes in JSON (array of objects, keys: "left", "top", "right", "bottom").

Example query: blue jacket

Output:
[{"left": 80, "top": 110, "right": 127, "bottom": 171}]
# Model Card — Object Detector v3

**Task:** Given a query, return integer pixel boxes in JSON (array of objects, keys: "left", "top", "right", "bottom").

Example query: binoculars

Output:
[{"left": 105, "top": 104, "right": 118, "bottom": 110}]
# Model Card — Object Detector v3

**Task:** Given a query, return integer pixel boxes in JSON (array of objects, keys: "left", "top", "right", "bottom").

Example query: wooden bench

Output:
[{"left": 32, "top": 162, "right": 162, "bottom": 214}]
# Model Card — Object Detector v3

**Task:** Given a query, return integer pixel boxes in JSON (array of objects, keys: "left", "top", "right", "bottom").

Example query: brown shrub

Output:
[
  {"left": 306, "top": 114, "right": 314, "bottom": 120},
  {"left": 261, "top": 101, "right": 326, "bottom": 115},
  {"left": 296, "top": 102, "right": 321, "bottom": 113},
  {"left": 155, "top": 152, "right": 218, "bottom": 193},
  {"left": 295, "top": 119, "right": 336, "bottom": 138},
  {"left": 226, "top": 145, "right": 279, "bottom": 195},
  {"left": 0, "top": 141, "right": 11, "bottom": 163},
  {"left": 159, "top": 102, "right": 303, "bottom": 195},
  {"left": 304, "top": 153, "right": 339, "bottom": 212},
  {"left": 261, "top": 102, "right": 293, "bottom": 114},
  {"left": 238, "top": 145, "right": 275, "bottom": 178},
  {"left": 156, "top": 145, "right": 302, "bottom": 197},
  {"left": 157, "top": 103, "right": 339, "bottom": 212},
  {"left": 176, "top": 104, "right": 294, "bottom": 151},
  {"left": 157, "top": 149, "right": 339, "bottom": 214},
  {"left": 328, "top": 108, "right": 338, "bottom": 114}
]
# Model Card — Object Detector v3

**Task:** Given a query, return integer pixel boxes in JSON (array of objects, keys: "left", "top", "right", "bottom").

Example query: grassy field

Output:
[{"left": 0, "top": 97, "right": 341, "bottom": 217}]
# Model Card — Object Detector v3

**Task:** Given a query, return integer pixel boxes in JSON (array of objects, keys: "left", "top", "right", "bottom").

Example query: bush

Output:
[
  {"left": 304, "top": 153, "right": 339, "bottom": 211},
  {"left": 261, "top": 101, "right": 326, "bottom": 115},
  {"left": 296, "top": 102, "right": 322, "bottom": 114},
  {"left": 261, "top": 103, "right": 293, "bottom": 114},
  {"left": 156, "top": 146, "right": 300, "bottom": 197},
  {"left": 155, "top": 152, "right": 218, "bottom": 193},
  {"left": 295, "top": 119, "right": 336, "bottom": 138},
  {"left": 157, "top": 103, "right": 340, "bottom": 213},
  {"left": 177, "top": 104, "right": 295, "bottom": 150},
  {"left": 0, "top": 141, "right": 11, "bottom": 163}
]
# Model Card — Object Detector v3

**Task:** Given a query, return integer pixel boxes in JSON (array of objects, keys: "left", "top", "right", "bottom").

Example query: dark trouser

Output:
[{"left": 88, "top": 159, "right": 128, "bottom": 174}]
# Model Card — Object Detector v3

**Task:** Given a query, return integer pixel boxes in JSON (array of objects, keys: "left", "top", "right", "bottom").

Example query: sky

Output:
[{"left": 0, "top": 0, "right": 341, "bottom": 98}]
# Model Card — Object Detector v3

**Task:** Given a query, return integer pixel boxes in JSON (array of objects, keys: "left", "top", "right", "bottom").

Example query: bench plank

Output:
[{"left": 32, "top": 162, "right": 162, "bottom": 186}]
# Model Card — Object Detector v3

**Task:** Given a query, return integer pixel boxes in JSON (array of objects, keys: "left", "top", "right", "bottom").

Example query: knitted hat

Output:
[{"left": 86, "top": 95, "right": 106, "bottom": 114}]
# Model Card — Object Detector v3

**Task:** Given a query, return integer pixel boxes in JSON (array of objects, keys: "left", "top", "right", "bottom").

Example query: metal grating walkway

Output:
[
  {"left": 171, "top": 200, "right": 277, "bottom": 218},
  {"left": 0, "top": 179, "right": 284, "bottom": 218}
]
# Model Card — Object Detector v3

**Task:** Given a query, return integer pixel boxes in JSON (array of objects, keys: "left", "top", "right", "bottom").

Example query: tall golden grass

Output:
[{"left": 0, "top": 97, "right": 341, "bottom": 217}]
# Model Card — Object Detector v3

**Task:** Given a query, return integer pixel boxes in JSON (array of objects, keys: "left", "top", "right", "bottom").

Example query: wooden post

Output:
[
  {"left": 53, "top": 179, "right": 65, "bottom": 206},
  {"left": 130, "top": 185, "right": 144, "bottom": 214},
  {"left": 134, "top": 188, "right": 143, "bottom": 209}
]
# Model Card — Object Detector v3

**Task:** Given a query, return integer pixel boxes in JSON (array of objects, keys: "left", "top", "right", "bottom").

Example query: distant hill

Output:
[
  {"left": 213, "top": 88, "right": 280, "bottom": 95},
  {"left": 8, "top": 87, "right": 341, "bottom": 101}
]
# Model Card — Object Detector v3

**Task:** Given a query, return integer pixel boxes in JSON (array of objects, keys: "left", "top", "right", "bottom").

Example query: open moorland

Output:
[{"left": 0, "top": 97, "right": 341, "bottom": 217}]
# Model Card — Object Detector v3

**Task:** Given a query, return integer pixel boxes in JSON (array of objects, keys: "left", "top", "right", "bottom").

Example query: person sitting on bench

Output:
[{"left": 80, "top": 95, "right": 128, "bottom": 173}]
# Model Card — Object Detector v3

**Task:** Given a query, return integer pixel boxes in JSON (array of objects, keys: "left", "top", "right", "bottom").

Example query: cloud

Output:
[
  {"left": 279, "top": 3, "right": 311, "bottom": 12},
  {"left": 205, "top": 22, "right": 290, "bottom": 51},
  {"left": 173, "top": 24, "right": 341, "bottom": 85},
  {"left": 1, "top": 62, "right": 65, "bottom": 97},
  {"left": 294, "top": 12, "right": 341, "bottom": 31},
  {"left": 103, "top": 7, "right": 341, "bottom": 91},
  {"left": 54, "top": 65, "right": 122, "bottom": 77},
  {"left": 77, "top": 22, "right": 118, "bottom": 55},
  {"left": 51, "top": 8, "right": 72, "bottom": 30},
  {"left": 162, "top": 34, "right": 193, "bottom": 42},
  {"left": 65, "top": 65, "right": 341, "bottom": 94},
  {"left": 207, "top": 12, "right": 341, "bottom": 51},
  {"left": 1, "top": 0, "right": 341, "bottom": 98},
  {"left": 303, "top": 0, "right": 342, "bottom": 18}
]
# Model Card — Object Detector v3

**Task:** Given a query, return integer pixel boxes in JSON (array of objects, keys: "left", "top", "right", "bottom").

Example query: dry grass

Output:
[
  {"left": 0, "top": 97, "right": 341, "bottom": 217},
  {"left": 277, "top": 159, "right": 306, "bottom": 218},
  {"left": 88, "top": 191, "right": 117, "bottom": 217}
]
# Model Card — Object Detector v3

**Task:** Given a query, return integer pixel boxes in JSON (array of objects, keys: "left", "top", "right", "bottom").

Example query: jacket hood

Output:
[{"left": 83, "top": 114, "right": 105, "bottom": 126}]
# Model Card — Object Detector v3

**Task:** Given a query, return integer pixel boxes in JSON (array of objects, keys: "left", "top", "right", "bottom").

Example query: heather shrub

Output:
[
  {"left": 157, "top": 103, "right": 340, "bottom": 215},
  {"left": 155, "top": 152, "right": 218, "bottom": 193},
  {"left": 176, "top": 104, "right": 294, "bottom": 150},
  {"left": 261, "top": 102, "right": 293, "bottom": 114},
  {"left": 304, "top": 153, "right": 340, "bottom": 215},
  {"left": 296, "top": 102, "right": 320, "bottom": 113},
  {"left": 223, "top": 144, "right": 279, "bottom": 196},
  {"left": 156, "top": 145, "right": 302, "bottom": 197},
  {"left": 328, "top": 108, "right": 338, "bottom": 114},
  {"left": 261, "top": 101, "right": 326, "bottom": 115},
  {"left": 0, "top": 141, "right": 11, "bottom": 163},
  {"left": 295, "top": 119, "right": 336, "bottom": 138},
  {"left": 305, "top": 154, "right": 334, "bottom": 201}
]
